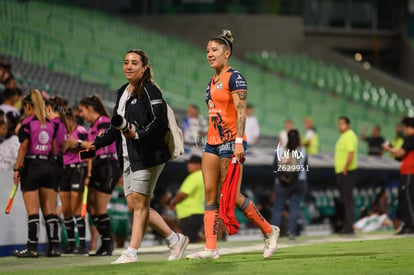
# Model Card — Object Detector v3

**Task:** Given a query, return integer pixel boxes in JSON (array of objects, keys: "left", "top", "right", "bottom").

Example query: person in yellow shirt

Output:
[
  {"left": 334, "top": 116, "right": 358, "bottom": 234},
  {"left": 303, "top": 117, "right": 319, "bottom": 154},
  {"left": 171, "top": 155, "right": 205, "bottom": 243},
  {"left": 392, "top": 124, "right": 404, "bottom": 149}
]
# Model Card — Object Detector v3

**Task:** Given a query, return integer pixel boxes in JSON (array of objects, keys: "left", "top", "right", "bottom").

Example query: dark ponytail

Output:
[
  {"left": 79, "top": 94, "right": 109, "bottom": 118},
  {"left": 45, "top": 96, "right": 68, "bottom": 130}
]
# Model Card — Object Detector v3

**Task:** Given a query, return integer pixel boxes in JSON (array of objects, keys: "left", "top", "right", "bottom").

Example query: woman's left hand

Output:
[
  {"left": 234, "top": 143, "right": 245, "bottom": 163},
  {"left": 63, "top": 136, "right": 77, "bottom": 151},
  {"left": 84, "top": 177, "right": 90, "bottom": 186},
  {"left": 121, "top": 128, "right": 137, "bottom": 139}
]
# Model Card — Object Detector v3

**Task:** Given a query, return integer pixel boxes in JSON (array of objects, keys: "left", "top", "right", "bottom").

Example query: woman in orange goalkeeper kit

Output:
[{"left": 186, "top": 30, "right": 279, "bottom": 259}]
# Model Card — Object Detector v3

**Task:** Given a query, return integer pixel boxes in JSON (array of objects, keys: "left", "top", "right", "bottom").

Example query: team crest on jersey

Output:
[
  {"left": 208, "top": 99, "right": 215, "bottom": 108},
  {"left": 217, "top": 82, "right": 223, "bottom": 90},
  {"left": 131, "top": 99, "right": 137, "bottom": 105}
]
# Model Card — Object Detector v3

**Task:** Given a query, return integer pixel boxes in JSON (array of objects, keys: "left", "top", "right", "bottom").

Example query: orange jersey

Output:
[{"left": 205, "top": 67, "right": 248, "bottom": 145}]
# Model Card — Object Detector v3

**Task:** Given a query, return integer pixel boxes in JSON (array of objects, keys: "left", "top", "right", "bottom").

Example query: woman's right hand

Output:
[
  {"left": 234, "top": 143, "right": 245, "bottom": 163},
  {"left": 13, "top": 171, "right": 20, "bottom": 184}
]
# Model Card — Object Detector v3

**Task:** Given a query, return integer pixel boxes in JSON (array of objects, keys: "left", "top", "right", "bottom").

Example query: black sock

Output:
[
  {"left": 91, "top": 214, "right": 98, "bottom": 227},
  {"left": 27, "top": 214, "right": 39, "bottom": 251},
  {"left": 64, "top": 217, "right": 76, "bottom": 248},
  {"left": 44, "top": 214, "right": 60, "bottom": 249},
  {"left": 75, "top": 216, "right": 86, "bottom": 247},
  {"left": 96, "top": 214, "right": 112, "bottom": 247},
  {"left": 53, "top": 215, "right": 60, "bottom": 246}
]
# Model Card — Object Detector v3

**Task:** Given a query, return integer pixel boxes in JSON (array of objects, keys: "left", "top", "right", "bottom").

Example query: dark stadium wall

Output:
[{"left": 400, "top": 33, "right": 414, "bottom": 84}]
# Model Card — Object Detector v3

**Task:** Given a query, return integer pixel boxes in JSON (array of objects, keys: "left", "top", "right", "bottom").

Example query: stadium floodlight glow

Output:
[
  {"left": 354, "top": 52, "right": 363, "bottom": 62},
  {"left": 363, "top": 61, "right": 371, "bottom": 70}
]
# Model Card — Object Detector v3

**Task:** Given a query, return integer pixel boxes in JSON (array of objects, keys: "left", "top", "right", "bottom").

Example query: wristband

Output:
[
  {"left": 235, "top": 137, "right": 243, "bottom": 144},
  {"left": 13, "top": 168, "right": 20, "bottom": 172}
]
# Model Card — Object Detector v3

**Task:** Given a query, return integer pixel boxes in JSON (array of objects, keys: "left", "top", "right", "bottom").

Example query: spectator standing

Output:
[
  {"left": 0, "top": 88, "right": 20, "bottom": 119},
  {"left": 0, "top": 62, "right": 16, "bottom": 90},
  {"left": 181, "top": 104, "right": 208, "bottom": 146},
  {"left": 171, "top": 155, "right": 205, "bottom": 243},
  {"left": 271, "top": 129, "right": 307, "bottom": 240},
  {"left": 384, "top": 117, "right": 414, "bottom": 234},
  {"left": 0, "top": 118, "right": 7, "bottom": 143},
  {"left": 334, "top": 116, "right": 358, "bottom": 234},
  {"left": 303, "top": 116, "right": 319, "bottom": 154},
  {"left": 360, "top": 125, "right": 385, "bottom": 156},
  {"left": 278, "top": 119, "right": 293, "bottom": 149},
  {"left": 245, "top": 104, "right": 260, "bottom": 146},
  {"left": 13, "top": 87, "right": 23, "bottom": 113},
  {"left": 392, "top": 123, "right": 404, "bottom": 150},
  {"left": 0, "top": 112, "right": 20, "bottom": 170}
]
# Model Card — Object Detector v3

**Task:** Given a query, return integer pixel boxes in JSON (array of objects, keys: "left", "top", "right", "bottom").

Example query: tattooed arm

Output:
[{"left": 232, "top": 90, "right": 247, "bottom": 162}]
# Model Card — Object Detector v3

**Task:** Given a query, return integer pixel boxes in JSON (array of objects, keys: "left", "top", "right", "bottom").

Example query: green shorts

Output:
[{"left": 110, "top": 217, "right": 129, "bottom": 238}]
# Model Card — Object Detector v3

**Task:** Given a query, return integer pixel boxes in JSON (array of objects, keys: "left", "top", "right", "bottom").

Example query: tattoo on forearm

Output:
[
  {"left": 237, "top": 117, "right": 246, "bottom": 137},
  {"left": 234, "top": 90, "right": 247, "bottom": 137},
  {"left": 235, "top": 102, "right": 246, "bottom": 137}
]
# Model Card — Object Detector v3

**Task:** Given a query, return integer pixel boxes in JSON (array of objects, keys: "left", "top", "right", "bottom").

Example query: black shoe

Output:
[
  {"left": 288, "top": 234, "right": 296, "bottom": 241},
  {"left": 339, "top": 228, "right": 355, "bottom": 235},
  {"left": 47, "top": 248, "right": 61, "bottom": 257},
  {"left": 89, "top": 244, "right": 113, "bottom": 256},
  {"left": 61, "top": 246, "right": 75, "bottom": 254},
  {"left": 395, "top": 226, "right": 414, "bottom": 235},
  {"left": 73, "top": 246, "right": 89, "bottom": 255},
  {"left": 15, "top": 248, "right": 39, "bottom": 258}
]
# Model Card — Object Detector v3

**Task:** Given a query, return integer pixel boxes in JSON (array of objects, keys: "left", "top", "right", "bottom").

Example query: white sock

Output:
[
  {"left": 127, "top": 247, "right": 138, "bottom": 257},
  {"left": 166, "top": 232, "right": 179, "bottom": 245}
]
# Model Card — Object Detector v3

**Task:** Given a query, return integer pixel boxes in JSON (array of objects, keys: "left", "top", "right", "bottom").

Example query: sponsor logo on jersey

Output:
[
  {"left": 235, "top": 75, "right": 246, "bottom": 88},
  {"left": 38, "top": 130, "right": 49, "bottom": 144}
]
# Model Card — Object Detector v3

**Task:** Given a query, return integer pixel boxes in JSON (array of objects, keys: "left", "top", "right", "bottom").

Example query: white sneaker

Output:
[
  {"left": 168, "top": 233, "right": 189, "bottom": 260},
  {"left": 263, "top": 226, "right": 280, "bottom": 258},
  {"left": 186, "top": 248, "right": 220, "bottom": 260},
  {"left": 111, "top": 250, "right": 138, "bottom": 265}
]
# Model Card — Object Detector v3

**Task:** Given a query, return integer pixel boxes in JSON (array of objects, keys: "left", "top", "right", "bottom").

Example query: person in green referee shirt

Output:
[
  {"left": 171, "top": 155, "right": 205, "bottom": 243},
  {"left": 335, "top": 116, "right": 358, "bottom": 234}
]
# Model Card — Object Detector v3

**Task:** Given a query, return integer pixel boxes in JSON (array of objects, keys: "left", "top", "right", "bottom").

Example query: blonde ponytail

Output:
[{"left": 30, "top": 89, "right": 47, "bottom": 124}]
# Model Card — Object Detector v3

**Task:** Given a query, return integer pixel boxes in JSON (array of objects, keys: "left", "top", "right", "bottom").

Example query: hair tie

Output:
[{"left": 214, "top": 36, "right": 232, "bottom": 56}]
